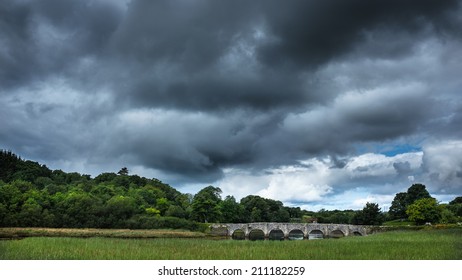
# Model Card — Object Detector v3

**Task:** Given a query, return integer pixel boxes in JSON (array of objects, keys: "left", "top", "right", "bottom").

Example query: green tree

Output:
[
  {"left": 176, "top": 193, "right": 193, "bottom": 219},
  {"left": 314, "top": 209, "right": 356, "bottom": 224},
  {"left": 18, "top": 198, "right": 43, "bottom": 227},
  {"left": 273, "top": 208, "right": 290, "bottom": 222},
  {"left": 388, "top": 184, "right": 432, "bottom": 220},
  {"left": 191, "top": 186, "right": 222, "bottom": 223},
  {"left": 266, "top": 199, "right": 287, "bottom": 222},
  {"left": 11, "top": 160, "right": 52, "bottom": 182},
  {"left": 94, "top": 172, "right": 118, "bottom": 184},
  {"left": 0, "top": 202, "right": 8, "bottom": 225},
  {"left": 406, "top": 198, "right": 442, "bottom": 225},
  {"left": 156, "top": 197, "right": 170, "bottom": 215},
  {"left": 34, "top": 176, "right": 54, "bottom": 189},
  {"left": 56, "top": 191, "right": 102, "bottom": 228},
  {"left": 406, "top": 183, "right": 431, "bottom": 205},
  {"left": 145, "top": 207, "right": 161, "bottom": 216},
  {"left": 103, "top": 195, "right": 139, "bottom": 227},
  {"left": 117, "top": 167, "right": 129, "bottom": 176},
  {"left": 218, "top": 195, "right": 245, "bottom": 223},
  {"left": 239, "top": 195, "right": 291, "bottom": 223},
  {"left": 112, "top": 175, "right": 131, "bottom": 189},
  {"left": 287, "top": 206, "right": 303, "bottom": 222},
  {"left": 440, "top": 205, "right": 457, "bottom": 224},
  {"left": 240, "top": 195, "right": 269, "bottom": 222},
  {"left": 0, "top": 150, "right": 22, "bottom": 182},
  {"left": 250, "top": 207, "right": 263, "bottom": 222},
  {"left": 0, "top": 182, "right": 22, "bottom": 211},
  {"left": 389, "top": 192, "right": 408, "bottom": 220},
  {"left": 352, "top": 202, "right": 384, "bottom": 225},
  {"left": 165, "top": 205, "right": 186, "bottom": 219},
  {"left": 138, "top": 185, "right": 166, "bottom": 206},
  {"left": 449, "top": 196, "right": 462, "bottom": 205},
  {"left": 448, "top": 196, "right": 462, "bottom": 217}
]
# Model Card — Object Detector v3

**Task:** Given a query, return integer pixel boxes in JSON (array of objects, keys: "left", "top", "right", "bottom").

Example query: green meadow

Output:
[{"left": 1, "top": 228, "right": 461, "bottom": 260}]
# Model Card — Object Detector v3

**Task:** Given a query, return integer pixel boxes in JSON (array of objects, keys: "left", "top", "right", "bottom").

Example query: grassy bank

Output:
[
  {"left": 0, "top": 227, "right": 206, "bottom": 239},
  {"left": 1, "top": 228, "right": 461, "bottom": 260}
]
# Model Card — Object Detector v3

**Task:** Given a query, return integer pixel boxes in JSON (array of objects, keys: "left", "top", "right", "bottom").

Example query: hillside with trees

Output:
[
  {"left": 1, "top": 150, "right": 461, "bottom": 229},
  {"left": 0, "top": 150, "right": 302, "bottom": 229}
]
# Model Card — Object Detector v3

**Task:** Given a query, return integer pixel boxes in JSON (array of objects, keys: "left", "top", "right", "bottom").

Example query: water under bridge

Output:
[{"left": 210, "top": 223, "right": 371, "bottom": 240}]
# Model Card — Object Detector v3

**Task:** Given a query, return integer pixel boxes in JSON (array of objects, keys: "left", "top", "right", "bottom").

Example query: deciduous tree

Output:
[
  {"left": 117, "top": 167, "right": 129, "bottom": 176},
  {"left": 191, "top": 186, "right": 222, "bottom": 223},
  {"left": 406, "top": 198, "right": 442, "bottom": 225},
  {"left": 218, "top": 195, "right": 245, "bottom": 223},
  {"left": 389, "top": 192, "right": 408, "bottom": 220},
  {"left": 388, "top": 184, "right": 432, "bottom": 220}
]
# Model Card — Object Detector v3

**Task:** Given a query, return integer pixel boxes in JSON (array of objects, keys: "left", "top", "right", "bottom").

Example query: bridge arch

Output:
[
  {"left": 288, "top": 229, "right": 304, "bottom": 240},
  {"left": 231, "top": 229, "right": 245, "bottom": 240},
  {"left": 308, "top": 229, "right": 324, "bottom": 239},
  {"left": 329, "top": 229, "right": 345, "bottom": 238},
  {"left": 349, "top": 225, "right": 367, "bottom": 236},
  {"left": 268, "top": 229, "right": 284, "bottom": 240},
  {"left": 210, "top": 223, "right": 368, "bottom": 240},
  {"left": 249, "top": 229, "right": 265, "bottom": 241}
]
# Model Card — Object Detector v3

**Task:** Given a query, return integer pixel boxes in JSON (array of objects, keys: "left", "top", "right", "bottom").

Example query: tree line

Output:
[
  {"left": 388, "top": 183, "right": 462, "bottom": 225},
  {"left": 0, "top": 150, "right": 302, "bottom": 229},
  {"left": 0, "top": 150, "right": 461, "bottom": 229}
]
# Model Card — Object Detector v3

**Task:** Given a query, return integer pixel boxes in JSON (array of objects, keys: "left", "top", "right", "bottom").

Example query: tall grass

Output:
[{"left": 1, "top": 228, "right": 460, "bottom": 260}]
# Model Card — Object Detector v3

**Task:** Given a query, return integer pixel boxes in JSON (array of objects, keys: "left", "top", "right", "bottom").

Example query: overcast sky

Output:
[{"left": 2, "top": 0, "right": 462, "bottom": 210}]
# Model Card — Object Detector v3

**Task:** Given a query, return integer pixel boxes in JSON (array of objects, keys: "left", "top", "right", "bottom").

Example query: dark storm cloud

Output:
[
  {"left": 107, "top": 0, "right": 301, "bottom": 112},
  {"left": 0, "top": 1, "right": 35, "bottom": 89},
  {"left": 123, "top": 71, "right": 314, "bottom": 111},
  {"left": 110, "top": 0, "right": 257, "bottom": 70},
  {"left": 103, "top": 0, "right": 462, "bottom": 114},
  {"left": 258, "top": 0, "right": 461, "bottom": 68},
  {"left": 2, "top": 0, "right": 462, "bottom": 191},
  {"left": 0, "top": 0, "right": 121, "bottom": 90},
  {"left": 105, "top": 109, "right": 288, "bottom": 182}
]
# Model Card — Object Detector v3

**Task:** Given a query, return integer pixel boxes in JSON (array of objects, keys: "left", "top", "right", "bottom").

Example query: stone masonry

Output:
[{"left": 210, "top": 223, "right": 369, "bottom": 239}]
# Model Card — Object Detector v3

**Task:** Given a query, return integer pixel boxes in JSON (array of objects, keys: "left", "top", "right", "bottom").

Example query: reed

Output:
[{"left": 1, "top": 228, "right": 460, "bottom": 260}]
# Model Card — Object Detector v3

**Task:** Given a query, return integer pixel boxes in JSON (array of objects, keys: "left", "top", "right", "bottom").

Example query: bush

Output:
[{"left": 127, "top": 215, "right": 203, "bottom": 231}]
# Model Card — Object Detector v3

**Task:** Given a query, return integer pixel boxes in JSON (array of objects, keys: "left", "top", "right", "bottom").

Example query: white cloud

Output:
[
  {"left": 217, "top": 168, "right": 271, "bottom": 200},
  {"left": 346, "top": 152, "right": 423, "bottom": 178},
  {"left": 216, "top": 151, "right": 424, "bottom": 210},
  {"left": 352, "top": 194, "right": 395, "bottom": 210},
  {"left": 257, "top": 161, "right": 333, "bottom": 202}
]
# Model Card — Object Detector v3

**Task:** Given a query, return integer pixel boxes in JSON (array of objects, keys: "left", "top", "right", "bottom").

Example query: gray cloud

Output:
[
  {"left": 1, "top": 0, "right": 462, "bottom": 205},
  {"left": 258, "top": 0, "right": 461, "bottom": 68},
  {"left": 393, "top": 162, "right": 412, "bottom": 176},
  {"left": 0, "top": 0, "right": 122, "bottom": 91}
]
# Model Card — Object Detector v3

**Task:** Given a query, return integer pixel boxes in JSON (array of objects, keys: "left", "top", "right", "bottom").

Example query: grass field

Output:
[{"left": 1, "top": 227, "right": 461, "bottom": 260}]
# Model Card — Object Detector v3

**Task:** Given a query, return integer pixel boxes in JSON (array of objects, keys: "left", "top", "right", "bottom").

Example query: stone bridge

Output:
[{"left": 210, "top": 223, "right": 370, "bottom": 240}]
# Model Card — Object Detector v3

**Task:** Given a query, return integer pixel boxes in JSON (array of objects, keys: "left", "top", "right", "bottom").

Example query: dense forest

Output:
[{"left": 1, "top": 150, "right": 461, "bottom": 230}]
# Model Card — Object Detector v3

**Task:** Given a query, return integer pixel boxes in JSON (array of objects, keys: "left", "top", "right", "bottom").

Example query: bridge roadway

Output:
[{"left": 210, "top": 223, "right": 370, "bottom": 240}]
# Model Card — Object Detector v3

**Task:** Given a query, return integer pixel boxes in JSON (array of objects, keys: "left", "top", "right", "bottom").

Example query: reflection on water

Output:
[
  {"left": 268, "top": 230, "right": 284, "bottom": 240},
  {"left": 308, "top": 233, "right": 324, "bottom": 239},
  {"left": 231, "top": 229, "right": 245, "bottom": 240},
  {"left": 249, "top": 229, "right": 264, "bottom": 241},
  {"left": 288, "top": 230, "right": 304, "bottom": 240}
]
